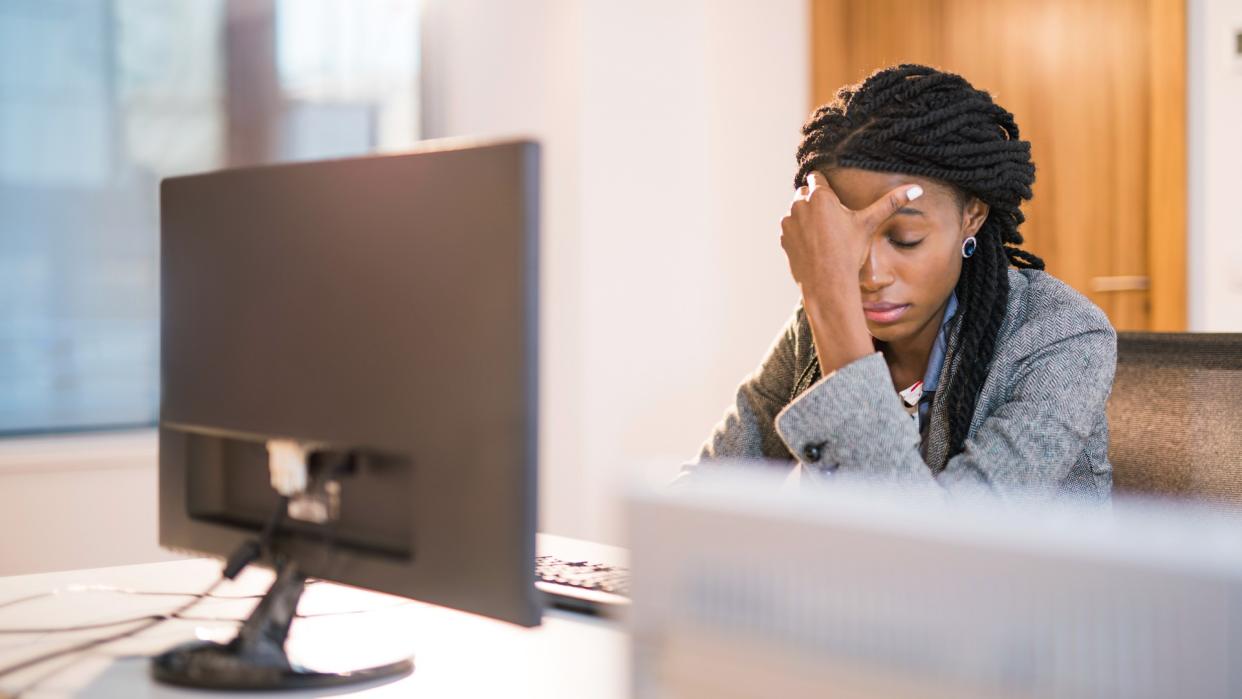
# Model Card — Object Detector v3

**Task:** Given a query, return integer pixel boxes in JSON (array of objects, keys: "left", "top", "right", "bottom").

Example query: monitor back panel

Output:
[{"left": 159, "top": 139, "right": 540, "bottom": 627}]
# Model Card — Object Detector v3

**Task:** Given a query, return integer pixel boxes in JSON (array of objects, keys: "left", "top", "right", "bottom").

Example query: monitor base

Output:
[{"left": 150, "top": 560, "right": 413, "bottom": 690}]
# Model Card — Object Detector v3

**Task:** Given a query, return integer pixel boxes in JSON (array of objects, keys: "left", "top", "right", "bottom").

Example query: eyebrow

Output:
[{"left": 896, "top": 207, "right": 925, "bottom": 217}]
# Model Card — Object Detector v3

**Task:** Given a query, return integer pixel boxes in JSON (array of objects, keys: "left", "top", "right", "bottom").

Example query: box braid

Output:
[{"left": 794, "top": 63, "right": 1044, "bottom": 461}]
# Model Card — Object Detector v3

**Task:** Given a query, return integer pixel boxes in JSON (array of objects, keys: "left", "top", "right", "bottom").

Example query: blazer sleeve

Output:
[
  {"left": 772, "top": 325, "right": 1117, "bottom": 502},
  {"left": 671, "top": 309, "right": 801, "bottom": 486}
]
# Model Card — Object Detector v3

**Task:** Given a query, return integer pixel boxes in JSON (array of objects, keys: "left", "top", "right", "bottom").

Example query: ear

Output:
[{"left": 962, "top": 197, "right": 990, "bottom": 238}]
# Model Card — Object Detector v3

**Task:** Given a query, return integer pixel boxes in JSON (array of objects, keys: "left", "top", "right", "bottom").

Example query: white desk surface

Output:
[{"left": 0, "top": 536, "right": 629, "bottom": 698}]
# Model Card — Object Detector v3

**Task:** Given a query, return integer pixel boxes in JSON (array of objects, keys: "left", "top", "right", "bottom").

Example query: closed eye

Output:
[{"left": 890, "top": 236, "right": 924, "bottom": 249}]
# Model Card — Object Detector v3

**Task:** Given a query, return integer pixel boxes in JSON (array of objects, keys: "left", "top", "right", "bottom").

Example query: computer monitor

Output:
[
  {"left": 156, "top": 138, "right": 541, "bottom": 689},
  {"left": 628, "top": 464, "right": 1242, "bottom": 698}
]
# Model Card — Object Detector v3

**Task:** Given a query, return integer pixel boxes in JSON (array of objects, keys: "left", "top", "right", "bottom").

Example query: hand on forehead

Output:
[{"left": 804, "top": 169, "right": 925, "bottom": 232}]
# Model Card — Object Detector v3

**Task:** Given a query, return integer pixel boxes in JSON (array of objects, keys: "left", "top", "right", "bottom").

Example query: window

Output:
[{"left": 0, "top": 0, "right": 421, "bottom": 434}]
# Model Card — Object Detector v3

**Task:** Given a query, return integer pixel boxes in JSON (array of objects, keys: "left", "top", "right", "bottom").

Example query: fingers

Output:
[
  {"left": 805, "top": 170, "right": 841, "bottom": 206},
  {"left": 857, "top": 183, "right": 924, "bottom": 232},
  {"left": 787, "top": 170, "right": 840, "bottom": 230}
]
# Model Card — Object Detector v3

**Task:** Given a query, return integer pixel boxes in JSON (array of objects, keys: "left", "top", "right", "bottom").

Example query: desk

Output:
[{"left": 0, "top": 539, "right": 628, "bottom": 698}]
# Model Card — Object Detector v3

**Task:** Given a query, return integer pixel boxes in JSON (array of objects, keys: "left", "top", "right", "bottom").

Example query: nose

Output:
[{"left": 859, "top": 236, "right": 895, "bottom": 293}]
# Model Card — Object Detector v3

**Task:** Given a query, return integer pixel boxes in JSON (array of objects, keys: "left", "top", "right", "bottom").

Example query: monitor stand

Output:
[{"left": 150, "top": 559, "right": 413, "bottom": 690}]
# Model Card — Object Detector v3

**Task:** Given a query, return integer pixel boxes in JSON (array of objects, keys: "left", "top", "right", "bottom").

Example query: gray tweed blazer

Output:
[{"left": 677, "top": 269, "right": 1117, "bottom": 503}]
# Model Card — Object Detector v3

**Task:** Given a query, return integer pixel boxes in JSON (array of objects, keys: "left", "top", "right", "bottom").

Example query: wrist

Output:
[
  {"left": 801, "top": 279, "right": 860, "bottom": 313},
  {"left": 801, "top": 284, "right": 873, "bottom": 374},
  {"left": 801, "top": 282, "right": 863, "bottom": 336}
]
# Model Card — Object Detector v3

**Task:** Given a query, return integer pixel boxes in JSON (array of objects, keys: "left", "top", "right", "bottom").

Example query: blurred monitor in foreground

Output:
[
  {"left": 628, "top": 464, "right": 1242, "bottom": 698},
  {"left": 157, "top": 138, "right": 540, "bottom": 689}
]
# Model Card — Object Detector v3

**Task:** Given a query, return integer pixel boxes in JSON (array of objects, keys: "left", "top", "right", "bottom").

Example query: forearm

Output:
[
  {"left": 800, "top": 282, "right": 873, "bottom": 375},
  {"left": 772, "top": 335, "right": 1113, "bottom": 503}
]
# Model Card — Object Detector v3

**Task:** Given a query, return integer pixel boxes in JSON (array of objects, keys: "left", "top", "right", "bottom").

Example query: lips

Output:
[{"left": 862, "top": 302, "right": 911, "bottom": 324}]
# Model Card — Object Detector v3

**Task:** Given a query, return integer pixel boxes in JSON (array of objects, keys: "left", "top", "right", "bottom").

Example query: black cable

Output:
[
  {"left": 0, "top": 573, "right": 228, "bottom": 683},
  {"left": 0, "top": 587, "right": 267, "bottom": 612},
  {"left": 0, "top": 579, "right": 328, "bottom": 623},
  {"left": 0, "top": 492, "right": 283, "bottom": 685},
  {"left": 0, "top": 616, "right": 174, "bottom": 634},
  {"left": 9, "top": 646, "right": 101, "bottom": 699},
  {"left": 0, "top": 458, "right": 356, "bottom": 690},
  {"left": 0, "top": 598, "right": 406, "bottom": 635},
  {"left": 0, "top": 595, "right": 53, "bottom": 613},
  {"left": 0, "top": 579, "right": 394, "bottom": 699},
  {"left": 225, "top": 494, "right": 289, "bottom": 579}
]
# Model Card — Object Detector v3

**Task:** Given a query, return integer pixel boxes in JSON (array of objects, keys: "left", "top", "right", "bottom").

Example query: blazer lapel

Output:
[{"left": 924, "top": 313, "right": 965, "bottom": 474}]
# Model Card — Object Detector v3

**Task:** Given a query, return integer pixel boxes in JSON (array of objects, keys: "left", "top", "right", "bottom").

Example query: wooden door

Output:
[{"left": 810, "top": 0, "right": 1187, "bottom": 331}]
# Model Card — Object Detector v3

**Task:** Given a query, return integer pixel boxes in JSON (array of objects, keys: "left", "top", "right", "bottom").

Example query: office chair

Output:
[{"left": 1107, "top": 332, "right": 1242, "bottom": 506}]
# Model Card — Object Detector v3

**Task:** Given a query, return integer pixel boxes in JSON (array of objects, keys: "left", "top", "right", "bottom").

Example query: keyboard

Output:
[
  {"left": 534, "top": 534, "right": 630, "bottom": 616},
  {"left": 535, "top": 555, "right": 630, "bottom": 597}
]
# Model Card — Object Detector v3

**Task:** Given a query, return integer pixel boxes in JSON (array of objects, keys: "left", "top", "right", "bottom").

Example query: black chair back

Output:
[{"left": 1108, "top": 332, "right": 1242, "bottom": 505}]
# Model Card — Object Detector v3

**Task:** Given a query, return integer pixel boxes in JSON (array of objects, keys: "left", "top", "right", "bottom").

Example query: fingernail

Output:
[{"left": 907, "top": 185, "right": 924, "bottom": 200}]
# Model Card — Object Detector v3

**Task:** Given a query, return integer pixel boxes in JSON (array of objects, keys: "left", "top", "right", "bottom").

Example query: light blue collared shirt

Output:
[{"left": 916, "top": 291, "right": 958, "bottom": 431}]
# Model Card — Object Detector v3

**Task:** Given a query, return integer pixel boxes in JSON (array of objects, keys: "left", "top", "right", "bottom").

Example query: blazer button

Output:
[{"left": 802, "top": 442, "right": 824, "bottom": 462}]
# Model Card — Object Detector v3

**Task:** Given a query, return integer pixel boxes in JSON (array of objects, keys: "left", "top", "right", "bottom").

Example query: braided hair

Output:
[{"left": 794, "top": 63, "right": 1044, "bottom": 461}]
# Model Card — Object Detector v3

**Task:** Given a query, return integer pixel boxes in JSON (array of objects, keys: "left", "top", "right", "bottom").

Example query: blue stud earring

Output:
[{"left": 961, "top": 236, "right": 977, "bottom": 259}]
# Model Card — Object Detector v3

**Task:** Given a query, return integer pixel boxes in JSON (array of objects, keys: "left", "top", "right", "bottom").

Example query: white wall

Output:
[
  {"left": 1188, "top": 0, "right": 1242, "bottom": 331},
  {"left": 0, "top": 431, "right": 182, "bottom": 576},
  {"left": 421, "top": 0, "right": 808, "bottom": 543}
]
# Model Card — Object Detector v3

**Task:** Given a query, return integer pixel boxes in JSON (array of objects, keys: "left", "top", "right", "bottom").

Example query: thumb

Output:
[{"left": 858, "top": 183, "right": 924, "bottom": 231}]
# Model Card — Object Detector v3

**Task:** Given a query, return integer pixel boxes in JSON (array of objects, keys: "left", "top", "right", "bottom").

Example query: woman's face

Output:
[{"left": 821, "top": 167, "right": 989, "bottom": 346}]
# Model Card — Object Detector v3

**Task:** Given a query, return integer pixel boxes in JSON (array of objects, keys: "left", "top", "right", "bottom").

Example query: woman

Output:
[{"left": 677, "top": 64, "right": 1116, "bottom": 502}]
